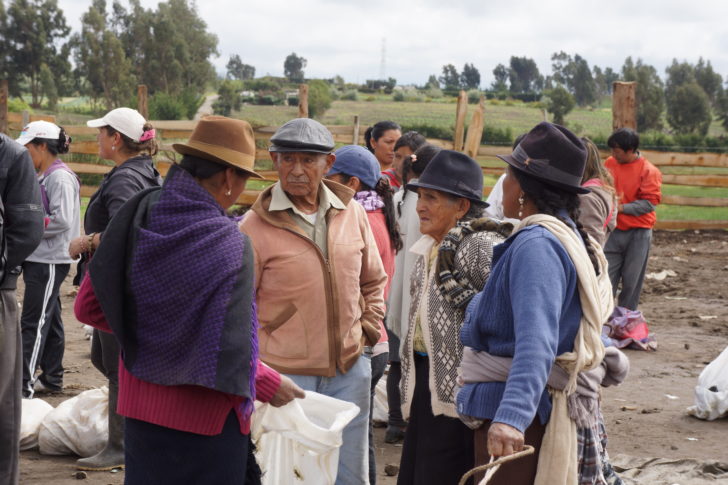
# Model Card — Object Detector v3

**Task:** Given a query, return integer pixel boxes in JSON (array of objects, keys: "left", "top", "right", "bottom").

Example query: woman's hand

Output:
[
  {"left": 269, "top": 374, "right": 306, "bottom": 407},
  {"left": 68, "top": 236, "right": 88, "bottom": 259},
  {"left": 487, "top": 422, "right": 525, "bottom": 457}
]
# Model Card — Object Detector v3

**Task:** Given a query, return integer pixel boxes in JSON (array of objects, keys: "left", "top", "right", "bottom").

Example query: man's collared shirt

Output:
[{"left": 269, "top": 182, "right": 346, "bottom": 258}]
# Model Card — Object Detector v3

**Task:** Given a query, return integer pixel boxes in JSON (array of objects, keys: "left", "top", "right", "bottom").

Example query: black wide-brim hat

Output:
[
  {"left": 406, "top": 149, "right": 488, "bottom": 207},
  {"left": 497, "top": 122, "right": 590, "bottom": 194}
]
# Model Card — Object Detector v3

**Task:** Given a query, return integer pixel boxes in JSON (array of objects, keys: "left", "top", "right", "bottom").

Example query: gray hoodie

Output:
[{"left": 27, "top": 167, "right": 80, "bottom": 264}]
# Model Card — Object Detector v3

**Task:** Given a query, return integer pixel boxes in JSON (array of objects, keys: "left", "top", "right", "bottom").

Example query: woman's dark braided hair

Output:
[
  {"left": 336, "top": 174, "right": 403, "bottom": 252},
  {"left": 397, "top": 143, "right": 442, "bottom": 216},
  {"left": 512, "top": 168, "right": 601, "bottom": 275}
]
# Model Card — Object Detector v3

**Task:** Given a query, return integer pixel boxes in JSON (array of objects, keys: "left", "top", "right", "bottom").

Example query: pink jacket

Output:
[{"left": 239, "top": 181, "right": 387, "bottom": 377}]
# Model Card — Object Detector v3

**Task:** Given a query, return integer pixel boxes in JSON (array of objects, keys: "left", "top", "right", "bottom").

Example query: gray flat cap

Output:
[{"left": 269, "top": 118, "right": 335, "bottom": 154}]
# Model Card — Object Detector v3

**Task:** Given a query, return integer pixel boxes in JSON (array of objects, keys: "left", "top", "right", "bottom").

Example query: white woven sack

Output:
[
  {"left": 20, "top": 398, "right": 54, "bottom": 451},
  {"left": 38, "top": 386, "right": 108, "bottom": 456},
  {"left": 687, "top": 346, "right": 728, "bottom": 420},
  {"left": 252, "top": 391, "right": 359, "bottom": 485}
]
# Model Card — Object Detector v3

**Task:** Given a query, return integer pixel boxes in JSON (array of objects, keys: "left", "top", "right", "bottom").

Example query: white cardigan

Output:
[{"left": 385, "top": 185, "right": 423, "bottom": 339}]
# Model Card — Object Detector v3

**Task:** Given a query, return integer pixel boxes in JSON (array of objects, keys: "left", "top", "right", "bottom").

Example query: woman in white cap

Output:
[
  {"left": 69, "top": 107, "right": 162, "bottom": 471},
  {"left": 16, "top": 121, "right": 79, "bottom": 399}
]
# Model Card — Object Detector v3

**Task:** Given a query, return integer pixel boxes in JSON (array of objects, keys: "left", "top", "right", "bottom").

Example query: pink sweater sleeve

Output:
[{"left": 255, "top": 361, "right": 281, "bottom": 403}]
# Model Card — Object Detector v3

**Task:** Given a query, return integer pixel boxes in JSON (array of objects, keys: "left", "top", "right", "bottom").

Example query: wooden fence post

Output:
[
  {"left": 22, "top": 110, "right": 29, "bottom": 128},
  {"left": 464, "top": 96, "right": 485, "bottom": 158},
  {"left": 353, "top": 115, "right": 360, "bottom": 144},
  {"left": 454, "top": 90, "right": 468, "bottom": 151},
  {"left": 612, "top": 81, "right": 637, "bottom": 132},
  {"left": 298, "top": 84, "right": 309, "bottom": 118},
  {"left": 0, "top": 80, "right": 8, "bottom": 134},
  {"left": 137, "top": 85, "right": 149, "bottom": 119}
]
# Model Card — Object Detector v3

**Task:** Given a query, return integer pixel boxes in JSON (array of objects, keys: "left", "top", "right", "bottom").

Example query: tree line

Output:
[
  {"left": 427, "top": 53, "right": 728, "bottom": 137},
  {"left": 0, "top": 0, "right": 217, "bottom": 118}
]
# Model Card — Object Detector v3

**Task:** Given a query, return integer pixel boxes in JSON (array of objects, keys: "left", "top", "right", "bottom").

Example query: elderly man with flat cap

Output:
[{"left": 240, "top": 118, "right": 387, "bottom": 485}]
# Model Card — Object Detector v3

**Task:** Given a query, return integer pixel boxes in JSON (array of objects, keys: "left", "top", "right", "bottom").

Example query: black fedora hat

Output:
[
  {"left": 497, "top": 122, "right": 590, "bottom": 194},
  {"left": 406, "top": 149, "right": 488, "bottom": 207}
]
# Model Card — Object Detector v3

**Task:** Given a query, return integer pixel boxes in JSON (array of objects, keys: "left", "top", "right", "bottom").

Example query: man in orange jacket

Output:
[{"left": 604, "top": 128, "right": 662, "bottom": 310}]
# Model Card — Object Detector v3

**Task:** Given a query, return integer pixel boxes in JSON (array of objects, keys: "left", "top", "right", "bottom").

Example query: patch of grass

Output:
[
  {"left": 662, "top": 184, "right": 728, "bottom": 198},
  {"left": 657, "top": 205, "right": 728, "bottom": 220}
]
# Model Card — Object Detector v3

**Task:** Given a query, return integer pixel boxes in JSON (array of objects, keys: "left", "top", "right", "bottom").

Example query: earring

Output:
[
  {"left": 111, "top": 146, "right": 115, "bottom": 151},
  {"left": 225, "top": 189, "right": 232, "bottom": 196},
  {"left": 518, "top": 194, "right": 525, "bottom": 218}
]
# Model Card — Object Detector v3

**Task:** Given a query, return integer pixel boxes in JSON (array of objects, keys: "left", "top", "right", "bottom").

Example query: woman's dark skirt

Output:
[
  {"left": 124, "top": 411, "right": 259, "bottom": 485},
  {"left": 397, "top": 354, "right": 475, "bottom": 485}
]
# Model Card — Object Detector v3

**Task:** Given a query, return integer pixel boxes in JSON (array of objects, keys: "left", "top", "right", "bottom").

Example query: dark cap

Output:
[
  {"left": 497, "top": 122, "right": 589, "bottom": 194},
  {"left": 269, "top": 118, "right": 335, "bottom": 154},
  {"left": 406, "top": 150, "right": 488, "bottom": 207}
]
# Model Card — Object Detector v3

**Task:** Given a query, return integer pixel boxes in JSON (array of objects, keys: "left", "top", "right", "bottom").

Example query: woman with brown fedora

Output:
[
  {"left": 457, "top": 122, "right": 618, "bottom": 485},
  {"left": 75, "top": 116, "right": 304, "bottom": 483},
  {"left": 396, "top": 150, "right": 512, "bottom": 485}
]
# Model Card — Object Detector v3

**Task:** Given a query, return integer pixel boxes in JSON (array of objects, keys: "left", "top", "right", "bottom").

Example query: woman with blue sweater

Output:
[{"left": 457, "top": 122, "right": 615, "bottom": 484}]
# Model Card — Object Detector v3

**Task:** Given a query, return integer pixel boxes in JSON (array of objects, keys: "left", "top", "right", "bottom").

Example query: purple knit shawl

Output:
[{"left": 128, "top": 165, "right": 258, "bottom": 417}]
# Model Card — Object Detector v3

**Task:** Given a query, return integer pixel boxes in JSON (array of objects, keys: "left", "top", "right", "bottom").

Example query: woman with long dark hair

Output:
[
  {"left": 364, "top": 120, "right": 401, "bottom": 187},
  {"left": 326, "top": 144, "right": 401, "bottom": 484}
]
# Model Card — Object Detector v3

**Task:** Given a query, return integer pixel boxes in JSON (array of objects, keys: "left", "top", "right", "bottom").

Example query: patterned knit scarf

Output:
[{"left": 435, "top": 217, "right": 513, "bottom": 309}]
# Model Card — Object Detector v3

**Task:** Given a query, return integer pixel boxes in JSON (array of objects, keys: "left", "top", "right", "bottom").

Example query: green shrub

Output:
[
  {"left": 467, "top": 89, "right": 482, "bottom": 104},
  {"left": 287, "top": 96, "right": 299, "bottom": 106},
  {"left": 149, "top": 92, "right": 186, "bottom": 120},
  {"left": 365, "top": 96, "right": 376, "bottom": 102},
  {"left": 341, "top": 89, "right": 359, "bottom": 101},
  {"left": 482, "top": 125, "right": 513, "bottom": 146},
  {"left": 178, "top": 88, "right": 204, "bottom": 119},
  {"left": 400, "top": 121, "right": 453, "bottom": 140},
  {"left": 308, "top": 80, "right": 333, "bottom": 118},
  {"left": 392, "top": 91, "right": 405, "bottom": 102},
  {"left": 213, "top": 80, "right": 243, "bottom": 116},
  {"left": 7, "top": 98, "right": 32, "bottom": 113}
]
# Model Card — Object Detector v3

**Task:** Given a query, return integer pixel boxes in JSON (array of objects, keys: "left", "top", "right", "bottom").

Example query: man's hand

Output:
[
  {"left": 487, "top": 422, "right": 524, "bottom": 457},
  {"left": 268, "top": 374, "right": 306, "bottom": 407}
]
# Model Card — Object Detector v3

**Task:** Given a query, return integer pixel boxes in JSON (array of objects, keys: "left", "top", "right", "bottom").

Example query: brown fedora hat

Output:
[{"left": 172, "top": 116, "right": 263, "bottom": 179}]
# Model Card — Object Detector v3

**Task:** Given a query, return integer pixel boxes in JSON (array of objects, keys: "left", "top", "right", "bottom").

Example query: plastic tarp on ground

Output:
[
  {"left": 38, "top": 387, "right": 108, "bottom": 457},
  {"left": 611, "top": 455, "right": 728, "bottom": 485},
  {"left": 687, "top": 345, "right": 728, "bottom": 421},
  {"left": 252, "top": 391, "right": 359, "bottom": 485}
]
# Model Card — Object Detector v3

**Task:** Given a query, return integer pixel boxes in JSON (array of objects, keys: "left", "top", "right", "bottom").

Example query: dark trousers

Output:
[
  {"left": 20, "top": 261, "right": 70, "bottom": 397},
  {"left": 0, "top": 290, "right": 21, "bottom": 485},
  {"left": 385, "top": 330, "right": 407, "bottom": 428},
  {"left": 369, "top": 352, "right": 388, "bottom": 485},
  {"left": 125, "top": 411, "right": 252, "bottom": 485},
  {"left": 604, "top": 228, "right": 652, "bottom": 310},
  {"left": 397, "top": 355, "right": 474, "bottom": 485},
  {"left": 473, "top": 419, "right": 546, "bottom": 485},
  {"left": 91, "top": 328, "right": 120, "bottom": 384}
]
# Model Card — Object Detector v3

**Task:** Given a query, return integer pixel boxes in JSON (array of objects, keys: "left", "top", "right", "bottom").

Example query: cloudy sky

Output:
[{"left": 57, "top": 0, "right": 728, "bottom": 86}]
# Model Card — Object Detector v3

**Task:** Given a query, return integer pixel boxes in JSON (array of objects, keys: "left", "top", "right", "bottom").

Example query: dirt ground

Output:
[{"left": 18, "top": 230, "right": 728, "bottom": 484}]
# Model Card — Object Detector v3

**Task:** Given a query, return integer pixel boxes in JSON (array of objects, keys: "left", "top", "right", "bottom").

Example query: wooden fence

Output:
[{"left": 4, "top": 111, "right": 728, "bottom": 229}]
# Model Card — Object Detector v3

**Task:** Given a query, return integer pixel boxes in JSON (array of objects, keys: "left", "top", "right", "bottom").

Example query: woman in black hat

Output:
[
  {"left": 457, "top": 122, "right": 620, "bottom": 484},
  {"left": 396, "top": 150, "right": 512, "bottom": 485}
]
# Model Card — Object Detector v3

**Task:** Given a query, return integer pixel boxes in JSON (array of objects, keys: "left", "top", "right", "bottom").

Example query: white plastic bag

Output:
[
  {"left": 687, "top": 346, "right": 728, "bottom": 420},
  {"left": 252, "top": 391, "right": 360, "bottom": 485},
  {"left": 372, "top": 376, "right": 388, "bottom": 424},
  {"left": 20, "top": 398, "right": 54, "bottom": 451},
  {"left": 38, "top": 386, "right": 108, "bottom": 456}
]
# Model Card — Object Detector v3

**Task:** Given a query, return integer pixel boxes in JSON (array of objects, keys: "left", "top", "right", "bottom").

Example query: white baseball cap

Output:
[
  {"left": 16, "top": 120, "right": 61, "bottom": 146},
  {"left": 87, "top": 107, "right": 147, "bottom": 142}
]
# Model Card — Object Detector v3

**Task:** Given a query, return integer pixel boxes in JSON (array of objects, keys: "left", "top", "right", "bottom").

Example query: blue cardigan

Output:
[{"left": 457, "top": 224, "right": 582, "bottom": 433}]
